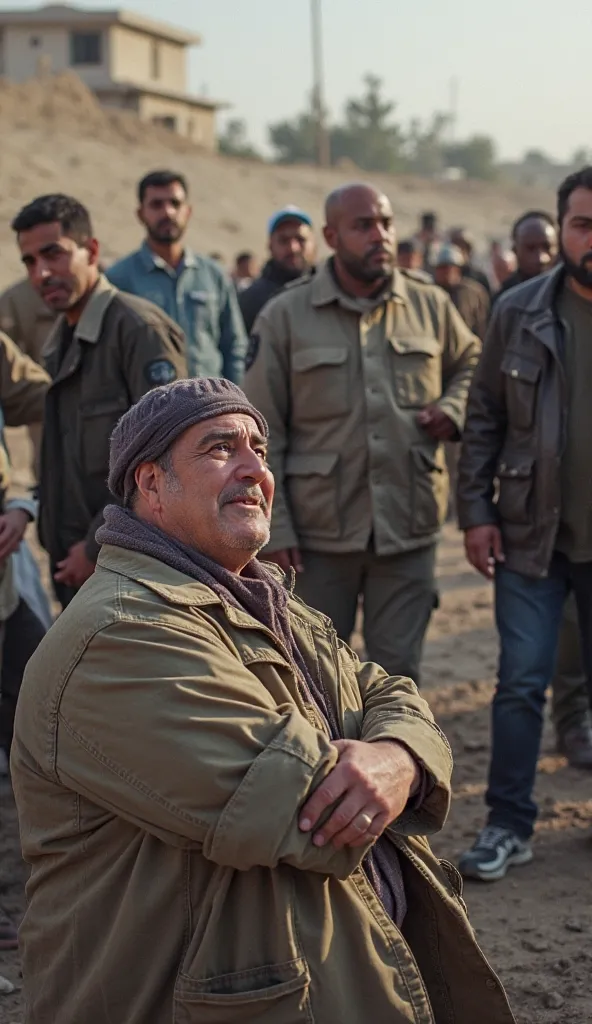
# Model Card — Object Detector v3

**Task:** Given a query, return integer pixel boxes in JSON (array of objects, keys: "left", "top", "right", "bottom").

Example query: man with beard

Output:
[
  {"left": 244, "top": 184, "right": 479, "bottom": 681},
  {"left": 491, "top": 211, "right": 559, "bottom": 307},
  {"left": 107, "top": 170, "right": 247, "bottom": 382},
  {"left": 12, "top": 193, "right": 187, "bottom": 608},
  {"left": 457, "top": 167, "right": 592, "bottom": 880},
  {"left": 238, "top": 206, "right": 316, "bottom": 333}
]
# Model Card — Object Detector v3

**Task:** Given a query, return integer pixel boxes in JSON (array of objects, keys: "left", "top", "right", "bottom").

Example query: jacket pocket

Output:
[
  {"left": 291, "top": 347, "right": 349, "bottom": 420},
  {"left": 173, "top": 958, "right": 312, "bottom": 1024},
  {"left": 389, "top": 335, "right": 441, "bottom": 408},
  {"left": 496, "top": 454, "right": 535, "bottom": 525},
  {"left": 80, "top": 398, "right": 128, "bottom": 477},
  {"left": 285, "top": 452, "right": 340, "bottom": 540},
  {"left": 409, "top": 445, "right": 448, "bottom": 536},
  {"left": 501, "top": 351, "right": 541, "bottom": 431}
]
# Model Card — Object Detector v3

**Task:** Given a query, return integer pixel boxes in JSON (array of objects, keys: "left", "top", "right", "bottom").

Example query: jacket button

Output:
[
  {"left": 511, "top": 369, "right": 519, "bottom": 377},
  {"left": 486, "top": 979, "right": 497, "bottom": 991},
  {"left": 509, "top": 469, "right": 518, "bottom": 477}
]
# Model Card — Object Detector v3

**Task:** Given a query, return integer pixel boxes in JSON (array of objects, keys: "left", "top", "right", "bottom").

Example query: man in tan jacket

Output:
[
  {"left": 12, "top": 378, "right": 515, "bottom": 1024},
  {"left": 244, "top": 184, "right": 480, "bottom": 680},
  {"left": 11, "top": 192, "right": 187, "bottom": 608}
]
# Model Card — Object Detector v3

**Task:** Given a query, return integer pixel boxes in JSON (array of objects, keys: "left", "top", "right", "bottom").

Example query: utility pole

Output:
[{"left": 311, "top": 0, "right": 330, "bottom": 168}]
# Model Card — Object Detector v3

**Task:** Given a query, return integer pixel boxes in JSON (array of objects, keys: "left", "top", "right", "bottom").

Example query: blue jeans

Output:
[{"left": 487, "top": 554, "right": 592, "bottom": 839}]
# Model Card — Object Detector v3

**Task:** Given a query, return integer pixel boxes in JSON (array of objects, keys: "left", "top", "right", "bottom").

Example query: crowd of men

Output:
[{"left": 0, "top": 163, "right": 591, "bottom": 1020}]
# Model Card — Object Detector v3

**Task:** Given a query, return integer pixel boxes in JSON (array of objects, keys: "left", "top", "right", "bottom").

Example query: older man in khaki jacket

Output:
[
  {"left": 244, "top": 184, "right": 480, "bottom": 681},
  {"left": 12, "top": 378, "right": 514, "bottom": 1024}
]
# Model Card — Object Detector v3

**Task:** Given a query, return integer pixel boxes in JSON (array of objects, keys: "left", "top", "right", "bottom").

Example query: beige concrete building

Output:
[{"left": 0, "top": 4, "right": 224, "bottom": 147}]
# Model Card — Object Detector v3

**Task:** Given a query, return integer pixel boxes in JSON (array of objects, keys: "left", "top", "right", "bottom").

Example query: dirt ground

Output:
[{"left": 1, "top": 430, "right": 591, "bottom": 1023}]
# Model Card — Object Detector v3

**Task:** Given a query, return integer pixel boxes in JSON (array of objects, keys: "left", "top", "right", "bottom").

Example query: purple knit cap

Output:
[{"left": 108, "top": 377, "right": 269, "bottom": 503}]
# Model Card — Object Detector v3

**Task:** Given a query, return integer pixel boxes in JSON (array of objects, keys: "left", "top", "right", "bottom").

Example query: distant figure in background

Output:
[
  {"left": 232, "top": 250, "right": 258, "bottom": 292},
  {"left": 492, "top": 211, "right": 558, "bottom": 305},
  {"left": 449, "top": 227, "right": 493, "bottom": 297},
  {"left": 0, "top": 277, "right": 56, "bottom": 477},
  {"left": 239, "top": 205, "right": 316, "bottom": 334},
  {"left": 489, "top": 240, "right": 517, "bottom": 290},
  {"left": 107, "top": 170, "right": 247, "bottom": 382},
  {"left": 208, "top": 252, "right": 225, "bottom": 266},
  {"left": 414, "top": 210, "right": 440, "bottom": 269},
  {"left": 396, "top": 239, "right": 433, "bottom": 282},
  {"left": 433, "top": 244, "right": 490, "bottom": 340}
]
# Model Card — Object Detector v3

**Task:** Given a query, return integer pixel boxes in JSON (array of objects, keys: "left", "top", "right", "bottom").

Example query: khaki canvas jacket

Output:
[
  {"left": 0, "top": 277, "right": 56, "bottom": 364},
  {"left": 12, "top": 547, "right": 515, "bottom": 1024},
  {"left": 39, "top": 276, "right": 187, "bottom": 564},
  {"left": 457, "top": 264, "right": 567, "bottom": 578},
  {"left": 244, "top": 261, "right": 480, "bottom": 554}
]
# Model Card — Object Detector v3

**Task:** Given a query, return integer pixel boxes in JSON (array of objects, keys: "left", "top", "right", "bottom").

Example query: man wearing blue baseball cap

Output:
[{"left": 239, "top": 205, "right": 316, "bottom": 334}]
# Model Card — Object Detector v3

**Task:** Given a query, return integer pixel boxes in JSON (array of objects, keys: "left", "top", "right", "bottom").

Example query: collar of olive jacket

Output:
[
  {"left": 42, "top": 275, "right": 117, "bottom": 359},
  {"left": 310, "top": 259, "right": 410, "bottom": 312}
]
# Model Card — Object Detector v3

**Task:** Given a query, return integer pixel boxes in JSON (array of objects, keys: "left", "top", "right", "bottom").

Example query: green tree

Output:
[
  {"left": 405, "top": 114, "right": 449, "bottom": 176},
  {"left": 331, "top": 74, "right": 406, "bottom": 172},
  {"left": 268, "top": 106, "right": 318, "bottom": 164},
  {"left": 218, "top": 119, "right": 262, "bottom": 160},
  {"left": 443, "top": 135, "right": 497, "bottom": 181}
]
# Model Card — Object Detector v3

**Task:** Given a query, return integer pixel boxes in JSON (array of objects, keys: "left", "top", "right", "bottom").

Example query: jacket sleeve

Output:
[
  {"left": 217, "top": 272, "right": 248, "bottom": 384},
  {"left": 0, "top": 289, "right": 22, "bottom": 349},
  {"left": 456, "top": 303, "right": 508, "bottom": 531},
  {"left": 56, "top": 616, "right": 373, "bottom": 877},
  {"left": 0, "top": 331, "right": 49, "bottom": 426},
  {"left": 83, "top": 319, "right": 188, "bottom": 560},
  {"left": 243, "top": 303, "right": 297, "bottom": 551},
  {"left": 238, "top": 283, "right": 258, "bottom": 335},
  {"left": 347, "top": 647, "right": 452, "bottom": 836},
  {"left": 437, "top": 296, "right": 481, "bottom": 436}
]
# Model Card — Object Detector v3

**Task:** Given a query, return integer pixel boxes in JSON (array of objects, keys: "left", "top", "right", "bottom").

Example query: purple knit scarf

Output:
[{"left": 96, "top": 504, "right": 406, "bottom": 924}]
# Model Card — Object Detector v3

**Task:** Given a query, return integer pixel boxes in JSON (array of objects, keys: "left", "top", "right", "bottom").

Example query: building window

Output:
[
  {"left": 152, "top": 115, "right": 177, "bottom": 133},
  {"left": 150, "top": 40, "right": 161, "bottom": 80},
  {"left": 70, "top": 32, "right": 102, "bottom": 66}
]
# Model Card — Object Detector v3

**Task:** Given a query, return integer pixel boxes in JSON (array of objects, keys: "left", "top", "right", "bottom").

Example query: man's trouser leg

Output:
[
  {"left": 487, "top": 565, "right": 567, "bottom": 840},
  {"left": 362, "top": 545, "right": 437, "bottom": 682},
  {"left": 295, "top": 551, "right": 365, "bottom": 643},
  {"left": 0, "top": 599, "right": 46, "bottom": 756},
  {"left": 551, "top": 593, "right": 590, "bottom": 739},
  {"left": 570, "top": 560, "right": 592, "bottom": 710}
]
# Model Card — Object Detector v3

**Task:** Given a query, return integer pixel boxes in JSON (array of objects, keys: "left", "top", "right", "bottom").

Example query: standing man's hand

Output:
[
  {"left": 54, "top": 541, "right": 96, "bottom": 588},
  {"left": 263, "top": 547, "right": 304, "bottom": 574},
  {"left": 416, "top": 404, "right": 457, "bottom": 441},
  {"left": 464, "top": 524, "right": 504, "bottom": 579},
  {"left": 299, "top": 739, "right": 420, "bottom": 850},
  {"left": 0, "top": 508, "right": 30, "bottom": 561}
]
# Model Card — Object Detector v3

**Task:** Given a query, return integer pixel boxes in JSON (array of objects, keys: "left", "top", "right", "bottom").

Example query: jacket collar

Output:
[
  {"left": 507, "top": 264, "right": 566, "bottom": 358},
  {"left": 311, "top": 258, "right": 408, "bottom": 311},
  {"left": 139, "top": 240, "right": 198, "bottom": 273},
  {"left": 43, "top": 274, "right": 117, "bottom": 359},
  {"left": 97, "top": 545, "right": 313, "bottom": 634}
]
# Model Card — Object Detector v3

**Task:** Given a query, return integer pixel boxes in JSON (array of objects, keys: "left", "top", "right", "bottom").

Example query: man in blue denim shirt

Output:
[{"left": 107, "top": 171, "right": 247, "bottom": 383}]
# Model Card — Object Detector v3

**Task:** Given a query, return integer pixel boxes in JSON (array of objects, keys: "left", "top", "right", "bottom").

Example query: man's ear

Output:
[
  {"left": 134, "top": 461, "right": 162, "bottom": 512},
  {"left": 87, "top": 238, "right": 101, "bottom": 267}
]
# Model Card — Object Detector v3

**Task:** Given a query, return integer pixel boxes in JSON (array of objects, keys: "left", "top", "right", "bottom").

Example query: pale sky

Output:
[{"left": 6, "top": 0, "right": 588, "bottom": 161}]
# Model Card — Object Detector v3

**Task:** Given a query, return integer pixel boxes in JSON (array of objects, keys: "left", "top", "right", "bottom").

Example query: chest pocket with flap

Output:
[
  {"left": 388, "top": 335, "right": 442, "bottom": 408},
  {"left": 501, "top": 351, "right": 541, "bottom": 431},
  {"left": 291, "top": 347, "right": 349, "bottom": 420},
  {"left": 80, "top": 396, "right": 129, "bottom": 477}
]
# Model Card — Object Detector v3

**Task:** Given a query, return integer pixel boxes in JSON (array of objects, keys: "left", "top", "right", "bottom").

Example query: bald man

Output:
[
  {"left": 492, "top": 212, "right": 559, "bottom": 305},
  {"left": 244, "top": 184, "right": 480, "bottom": 681}
]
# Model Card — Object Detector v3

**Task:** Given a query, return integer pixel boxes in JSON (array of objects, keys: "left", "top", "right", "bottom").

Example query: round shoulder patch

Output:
[
  {"left": 245, "top": 332, "right": 260, "bottom": 372},
  {"left": 144, "top": 358, "right": 177, "bottom": 386}
]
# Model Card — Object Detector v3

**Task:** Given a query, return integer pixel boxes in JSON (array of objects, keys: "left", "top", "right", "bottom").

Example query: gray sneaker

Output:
[
  {"left": 557, "top": 725, "right": 592, "bottom": 769},
  {"left": 458, "top": 826, "right": 533, "bottom": 881}
]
